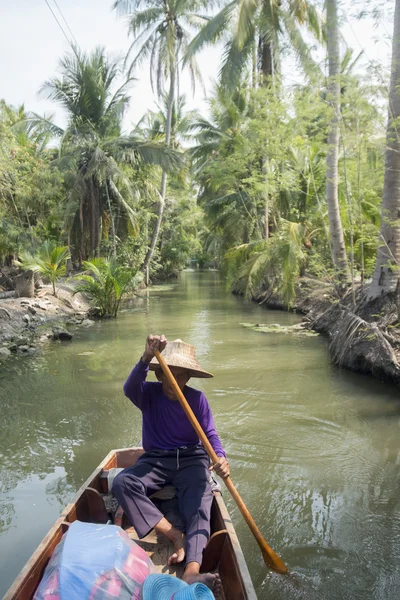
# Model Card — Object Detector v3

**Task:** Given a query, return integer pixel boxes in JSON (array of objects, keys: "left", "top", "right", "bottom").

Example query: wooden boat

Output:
[{"left": 5, "top": 447, "right": 257, "bottom": 600}]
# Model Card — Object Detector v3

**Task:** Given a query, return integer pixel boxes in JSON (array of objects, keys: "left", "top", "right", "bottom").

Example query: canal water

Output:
[{"left": 1, "top": 271, "right": 399, "bottom": 598}]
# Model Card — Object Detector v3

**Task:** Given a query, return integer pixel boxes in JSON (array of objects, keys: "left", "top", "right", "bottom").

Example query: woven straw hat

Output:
[{"left": 149, "top": 339, "right": 213, "bottom": 379}]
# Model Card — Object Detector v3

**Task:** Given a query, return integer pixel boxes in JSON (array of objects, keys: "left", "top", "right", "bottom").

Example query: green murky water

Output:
[{"left": 1, "top": 271, "right": 400, "bottom": 599}]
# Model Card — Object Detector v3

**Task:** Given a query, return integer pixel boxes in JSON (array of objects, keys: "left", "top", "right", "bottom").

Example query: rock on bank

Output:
[{"left": 0, "top": 280, "right": 91, "bottom": 358}]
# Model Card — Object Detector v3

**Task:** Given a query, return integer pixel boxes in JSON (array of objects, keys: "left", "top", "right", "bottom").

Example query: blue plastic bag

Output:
[{"left": 33, "top": 521, "right": 154, "bottom": 600}]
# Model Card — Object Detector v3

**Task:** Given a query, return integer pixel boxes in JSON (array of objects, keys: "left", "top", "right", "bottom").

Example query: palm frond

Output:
[
  {"left": 185, "top": 1, "right": 236, "bottom": 61},
  {"left": 128, "top": 7, "right": 164, "bottom": 36},
  {"left": 283, "top": 12, "right": 322, "bottom": 80},
  {"left": 236, "top": 0, "right": 258, "bottom": 49},
  {"left": 108, "top": 179, "right": 138, "bottom": 233},
  {"left": 224, "top": 220, "right": 308, "bottom": 307},
  {"left": 219, "top": 35, "right": 254, "bottom": 90},
  {"left": 15, "top": 242, "right": 70, "bottom": 296}
]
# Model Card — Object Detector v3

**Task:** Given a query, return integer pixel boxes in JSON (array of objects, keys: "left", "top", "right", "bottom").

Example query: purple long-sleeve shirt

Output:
[{"left": 123, "top": 360, "right": 226, "bottom": 457}]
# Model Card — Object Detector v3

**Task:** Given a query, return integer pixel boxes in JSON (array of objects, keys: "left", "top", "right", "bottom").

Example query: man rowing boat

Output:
[{"left": 112, "top": 334, "right": 230, "bottom": 593}]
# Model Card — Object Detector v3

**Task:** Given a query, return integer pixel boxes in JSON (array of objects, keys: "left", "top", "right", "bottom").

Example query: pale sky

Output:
[{"left": 0, "top": 0, "right": 394, "bottom": 133}]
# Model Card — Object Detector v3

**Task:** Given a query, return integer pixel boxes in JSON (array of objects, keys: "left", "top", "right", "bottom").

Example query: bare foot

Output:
[
  {"left": 167, "top": 530, "right": 185, "bottom": 565},
  {"left": 154, "top": 518, "right": 186, "bottom": 565},
  {"left": 183, "top": 571, "right": 222, "bottom": 596}
]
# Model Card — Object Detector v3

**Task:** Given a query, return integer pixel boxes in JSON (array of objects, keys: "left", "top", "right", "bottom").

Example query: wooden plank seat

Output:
[{"left": 99, "top": 468, "right": 185, "bottom": 530}]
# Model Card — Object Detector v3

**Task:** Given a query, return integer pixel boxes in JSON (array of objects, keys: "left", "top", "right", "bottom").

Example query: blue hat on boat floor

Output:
[{"left": 142, "top": 574, "right": 215, "bottom": 600}]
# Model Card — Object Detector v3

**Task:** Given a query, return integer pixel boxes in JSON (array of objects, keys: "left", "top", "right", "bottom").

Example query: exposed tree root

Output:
[
  {"left": 250, "top": 277, "right": 400, "bottom": 386},
  {"left": 308, "top": 299, "right": 400, "bottom": 384}
]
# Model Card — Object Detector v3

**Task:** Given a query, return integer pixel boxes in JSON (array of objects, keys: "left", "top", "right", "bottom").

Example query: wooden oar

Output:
[{"left": 154, "top": 349, "right": 288, "bottom": 574}]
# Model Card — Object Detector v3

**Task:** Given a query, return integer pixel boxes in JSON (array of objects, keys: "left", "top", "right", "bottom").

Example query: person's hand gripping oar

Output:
[{"left": 154, "top": 348, "right": 288, "bottom": 574}]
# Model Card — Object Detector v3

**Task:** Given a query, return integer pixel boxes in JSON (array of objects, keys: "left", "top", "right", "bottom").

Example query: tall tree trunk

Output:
[
  {"left": 88, "top": 178, "right": 100, "bottom": 257},
  {"left": 262, "top": 157, "right": 269, "bottom": 238},
  {"left": 259, "top": 38, "right": 272, "bottom": 238},
  {"left": 141, "top": 61, "right": 176, "bottom": 274},
  {"left": 356, "top": 122, "right": 365, "bottom": 286},
  {"left": 93, "top": 180, "right": 100, "bottom": 257},
  {"left": 105, "top": 180, "right": 117, "bottom": 260},
  {"left": 325, "top": 0, "right": 350, "bottom": 284},
  {"left": 259, "top": 37, "right": 273, "bottom": 79},
  {"left": 252, "top": 41, "right": 257, "bottom": 88},
  {"left": 369, "top": 0, "right": 400, "bottom": 298},
  {"left": 88, "top": 182, "right": 96, "bottom": 257},
  {"left": 78, "top": 196, "right": 85, "bottom": 262}
]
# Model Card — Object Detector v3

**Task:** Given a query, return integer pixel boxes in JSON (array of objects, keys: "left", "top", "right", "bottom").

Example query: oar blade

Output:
[{"left": 262, "top": 546, "right": 288, "bottom": 574}]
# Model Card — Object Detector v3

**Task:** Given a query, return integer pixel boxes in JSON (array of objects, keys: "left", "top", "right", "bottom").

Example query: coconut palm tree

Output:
[
  {"left": 189, "top": 86, "right": 255, "bottom": 255},
  {"left": 113, "top": 0, "right": 207, "bottom": 274},
  {"left": 0, "top": 101, "right": 54, "bottom": 152},
  {"left": 138, "top": 94, "right": 201, "bottom": 149},
  {"left": 15, "top": 241, "right": 71, "bottom": 297},
  {"left": 73, "top": 258, "right": 141, "bottom": 317},
  {"left": 35, "top": 46, "right": 178, "bottom": 261},
  {"left": 225, "top": 220, "right": 309, "bottom": 306},
  {"left": 190, "top": 84, "right": 250, "bottom": 170},
  {"left": 369, "top": 0, "right": 400, "bottom": 298},
  {"left": 187, "top": 0, "right": 324, "bottom": 90}
]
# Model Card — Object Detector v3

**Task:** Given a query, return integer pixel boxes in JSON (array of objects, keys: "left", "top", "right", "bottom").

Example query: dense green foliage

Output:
[
  {"left": 0, "top": 0, "right": 394, "bottom": 311},
  {"left": 0, "top": 101, "right": 64, "bottom": 263},
  {"left": 192, "top": 75, "right": 384, "bottom": 304}
]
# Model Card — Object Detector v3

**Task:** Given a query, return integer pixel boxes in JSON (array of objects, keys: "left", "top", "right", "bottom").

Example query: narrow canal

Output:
[{"left": 1, "top": 271, "right": 399, "bottom": 598}]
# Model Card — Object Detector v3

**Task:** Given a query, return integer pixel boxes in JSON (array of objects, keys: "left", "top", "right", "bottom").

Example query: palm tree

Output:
[
  {"left": 0, "top": 101, "right": 54, "bottom": 152},
  {"left": 15, "top": 241, "right": 71, "bottom": 297},
  {"left": 190, "top": 84, "right": 250, "bottom": 169},
  {"left": 190, "top": 86, "right": 258, "bottom": 255},
  {"left": 369, "top": 0, "right": 400, "bottom": 298},
  {"left": 325, "top": 0, "right": 350, "bottom": 284},
  {"left": 187, "top": 0, "right": 323, "bottom": 90},
  {"left": 138, "top": 94, "right": 201, "bottom": 149},
  {"left": 36, "top": 47, "right": 178, "bottom": 262},
  {"left": 73, "top": 258, "right": 141, "bottom": 317},
  {"left": 225, "top": 220, "right": 309, "bottom": 307},
  {"left": 113, "top": 0, "right": 206, "bottom": 275}
]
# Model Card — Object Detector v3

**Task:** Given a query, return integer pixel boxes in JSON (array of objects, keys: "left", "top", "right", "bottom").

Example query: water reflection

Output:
[{"left": 1, "top": 271, "right": 400, "bottom": 598}]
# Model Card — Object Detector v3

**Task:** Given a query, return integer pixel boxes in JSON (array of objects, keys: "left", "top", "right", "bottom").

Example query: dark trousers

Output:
[{"left": 112, "top": 445, "right": 213, "bottom": 566}]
